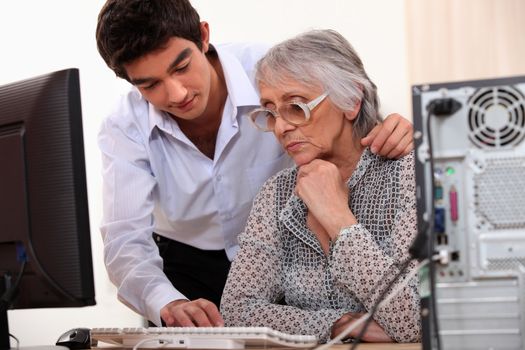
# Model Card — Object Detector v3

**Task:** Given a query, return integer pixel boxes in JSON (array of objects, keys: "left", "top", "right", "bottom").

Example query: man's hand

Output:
[
  {"left": 331, "top": 312, "right": 392, "bottom": 342},
  {"left": 160, "top": 299, "right": 224, "bottom": 327},
  {"left": 361, "top": 113, "right": 413, "bottom": 159}
]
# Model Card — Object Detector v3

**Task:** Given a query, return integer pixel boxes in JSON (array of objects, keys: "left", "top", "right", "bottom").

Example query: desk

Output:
[
  {"left": 93, "top": 344, "right": 422, "bottom": 350},
  {"left": 331, "top": 344, "right": 421, "bottom": 350}
]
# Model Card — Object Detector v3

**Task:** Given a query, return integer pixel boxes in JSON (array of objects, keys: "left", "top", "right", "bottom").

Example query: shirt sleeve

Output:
[
  {"left": 98, "top": 113, "right": 185, "bottom": 326},
  {"left": 220, "top": 178, "right": 346, "bottom": 343},
  {"left": 329, "top": 154, "right": 421, "bottom": 342}
]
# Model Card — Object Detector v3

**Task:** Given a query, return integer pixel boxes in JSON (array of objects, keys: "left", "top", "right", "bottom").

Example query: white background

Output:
[{"left": 0, "top": 0, "right": 410, "bottom": 346}]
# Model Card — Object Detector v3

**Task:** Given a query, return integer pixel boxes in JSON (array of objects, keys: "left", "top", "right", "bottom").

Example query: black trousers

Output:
[{"left": 153, "top": 233, "right": 231, "bottom": 308}]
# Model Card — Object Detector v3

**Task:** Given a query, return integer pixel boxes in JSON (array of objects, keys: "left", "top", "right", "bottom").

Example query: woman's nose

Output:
[{"left": 273, "top": 115, "right": 296, "bottom": 135}]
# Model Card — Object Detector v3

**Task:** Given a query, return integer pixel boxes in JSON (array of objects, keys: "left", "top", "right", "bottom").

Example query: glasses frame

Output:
[{"left": 249, "top": 92, "right": 329, "bottom": 132}]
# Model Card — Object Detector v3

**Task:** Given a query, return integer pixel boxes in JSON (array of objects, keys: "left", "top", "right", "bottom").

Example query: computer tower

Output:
[{"left": 412, "top": 75, "right": 525, "bottom": 350}]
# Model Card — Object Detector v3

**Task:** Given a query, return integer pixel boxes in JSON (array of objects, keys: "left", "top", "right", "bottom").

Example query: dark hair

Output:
[{"left": 96, "top": 0, "right": 202, "bottom": 81}]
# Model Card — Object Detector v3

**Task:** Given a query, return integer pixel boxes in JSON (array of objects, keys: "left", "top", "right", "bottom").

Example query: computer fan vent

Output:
[
  {"left": 473, "top": 157, "right": 525, "bottom": 229},
  {"left": 486, "top": 257, "right": 525, "bottom": 271},
  {"left": 468, "top": 86, "right": 525, "bottom": 148}
]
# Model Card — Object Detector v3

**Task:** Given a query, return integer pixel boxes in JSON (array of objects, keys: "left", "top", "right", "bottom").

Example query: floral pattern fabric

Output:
[{"left": 221, "top": 149, "right": 421, "bottom": 343}]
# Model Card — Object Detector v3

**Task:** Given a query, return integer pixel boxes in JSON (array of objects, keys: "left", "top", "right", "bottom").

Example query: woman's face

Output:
[{"left": 258, "top": 80, "right": 359, "bottom": 167}]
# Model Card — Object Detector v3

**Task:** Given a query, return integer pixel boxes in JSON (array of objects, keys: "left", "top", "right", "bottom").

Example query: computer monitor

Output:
[{"left": 0, "top": 68, "right": 95, "bottom": 350}]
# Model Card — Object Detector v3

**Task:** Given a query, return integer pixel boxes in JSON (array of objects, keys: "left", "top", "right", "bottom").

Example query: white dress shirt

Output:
[{"left": 98, "top": 42, "right": 294, "bottom": 326}]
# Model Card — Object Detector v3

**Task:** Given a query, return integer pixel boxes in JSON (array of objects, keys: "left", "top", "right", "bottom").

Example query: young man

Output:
[{"left": 96, "top": 0, "right": 414, "bottom": 328}]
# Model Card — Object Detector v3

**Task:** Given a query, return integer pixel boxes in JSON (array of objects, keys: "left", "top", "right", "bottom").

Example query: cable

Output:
[
  {"left": 426, "top": 105, "right": 440, "bottom": 350},
  {"left": 1, "top": 260, "right": 25, "bottom": 350},
  {"left": 323, "top": 259, "right": 406, "bottom": 346},
  {"left": 347, "top": 101, "right": 459, "bottom": 347},
  {"left": 342, "top": 258, "right": 410, "bottom": 345},
  {"left": 344, "top": 99, "right": 459, "bottom": 348},
  {"left": 348, "top": 258, "right": 414, "bottom": 350},
  {"left": 329, "top": 98, "right": 457, "bottom": 348},
  {"left": 1, "top": 243, "right": 77, "bottom": 311},
  {"left": 311, "top": 258, "right": 429, "bottom": 350},
  {"left": 422, "top": 98, "right": 460, "bottom": 350},
  {"left": 9, "top": 333, "right": 19, "bottom": 350},
  {"left": 0, "top": 259, "right": 26, "bottom": 312},
  {"left": 24, "top": 223, "right": 79, "bottom": 302},
  {"left": 353, "top": 255, "right": 441, "bottom": 349},
  {"left": 412, "top": 97, "right": 460, "bottom": 349},
  {"left": 132, "top": 337, "right": 173, "bottom": 350}
]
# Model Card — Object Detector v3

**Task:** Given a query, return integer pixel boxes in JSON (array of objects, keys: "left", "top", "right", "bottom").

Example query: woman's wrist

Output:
[{"left": 327, "top": 213, "right": 358, "bottom": 241}]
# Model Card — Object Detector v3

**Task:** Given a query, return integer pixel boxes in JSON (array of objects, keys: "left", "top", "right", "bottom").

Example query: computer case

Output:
[{"left": 412, "top": 75, "right": 525, "bottom": 350}]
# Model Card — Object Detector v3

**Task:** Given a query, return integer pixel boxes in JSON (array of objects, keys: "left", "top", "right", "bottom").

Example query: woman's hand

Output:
[
  {"left": 331, "top": 312, "right": 393, "bottom": 342},
  {"left": 295, "top": 159, "right": 357, "bottom": 239}
]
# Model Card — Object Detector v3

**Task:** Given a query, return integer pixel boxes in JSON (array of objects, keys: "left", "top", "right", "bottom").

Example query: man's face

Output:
[{"left": 124, "top": 35, "right": 212, "bottom": 121}]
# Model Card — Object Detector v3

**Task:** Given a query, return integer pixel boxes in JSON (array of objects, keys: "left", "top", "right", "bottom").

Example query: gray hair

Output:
[{"left": 255, "top": 29, "right": 381, "bottom": 139}]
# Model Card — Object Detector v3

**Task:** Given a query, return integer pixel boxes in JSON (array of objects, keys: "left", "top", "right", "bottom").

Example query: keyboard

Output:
[{"left": 90, "top": 327, "right": 318, "bottom": 349}]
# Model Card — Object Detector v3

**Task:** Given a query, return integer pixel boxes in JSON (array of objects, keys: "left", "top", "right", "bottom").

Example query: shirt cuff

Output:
[
  {"left": 341, "top": 223, "right": 362, "bottom": 233},
  {"left": 146, "top": 285, "right": 188, "bottom": 326}
]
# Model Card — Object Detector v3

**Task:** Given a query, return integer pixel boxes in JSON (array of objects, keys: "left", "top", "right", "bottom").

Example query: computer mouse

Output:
[{"left": 56, "top": 328, "right": 91, "bottom": 350}]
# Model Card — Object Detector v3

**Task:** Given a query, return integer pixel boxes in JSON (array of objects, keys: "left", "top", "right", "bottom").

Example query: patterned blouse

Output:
[{"left": 220, "top": 149, "right": 421, "bottom": 343}]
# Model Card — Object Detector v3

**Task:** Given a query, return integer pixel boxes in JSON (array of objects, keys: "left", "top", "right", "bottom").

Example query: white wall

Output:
[
  {"left": 406, "top": 0, "right": 525, "bottom": 85},
  {"left": 0, "top": 0, "right": 409, "bottom": 346},
  {"left": 192, "top": 0, "right": 411, "bottom": 118}
]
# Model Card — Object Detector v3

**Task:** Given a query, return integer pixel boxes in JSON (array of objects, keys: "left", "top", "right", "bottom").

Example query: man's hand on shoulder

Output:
[
  {"left": 361, "top": 113, "right": 414, "bottom": 159},
  {"left": 161, "top": 299, "right": 225, "bottom": 327}
]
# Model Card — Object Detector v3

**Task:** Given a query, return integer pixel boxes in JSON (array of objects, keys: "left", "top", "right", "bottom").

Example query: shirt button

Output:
[{"left": 216, "top": 175, "right": 222, "bottom": 182}]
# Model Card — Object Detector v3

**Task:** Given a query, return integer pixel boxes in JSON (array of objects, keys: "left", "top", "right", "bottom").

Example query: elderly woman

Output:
[{"left": 220, "top": 29, "right": 420, "bottom": 343}]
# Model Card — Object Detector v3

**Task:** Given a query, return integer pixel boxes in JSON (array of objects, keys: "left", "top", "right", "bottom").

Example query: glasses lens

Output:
[
  {"left": 251, "top": 110, "right": 275, "bottom": 131},
  {"left": 281, "top": 103, "right": 308, "bottom": 125}
]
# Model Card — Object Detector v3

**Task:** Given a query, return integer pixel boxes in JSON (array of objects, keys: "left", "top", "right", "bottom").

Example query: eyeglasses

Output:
[{"left": 249, "top": 92, "right": 328, "bottom": 132}]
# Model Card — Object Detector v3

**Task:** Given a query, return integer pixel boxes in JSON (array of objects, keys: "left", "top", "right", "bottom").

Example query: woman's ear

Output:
[{"left": 344, "top": 100, "right": 362, "bottom": 121}]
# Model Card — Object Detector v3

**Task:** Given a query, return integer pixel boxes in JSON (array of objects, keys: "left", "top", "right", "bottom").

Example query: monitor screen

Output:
[{"left": 0, "top": 68, "right": 95, "bottom": 349}]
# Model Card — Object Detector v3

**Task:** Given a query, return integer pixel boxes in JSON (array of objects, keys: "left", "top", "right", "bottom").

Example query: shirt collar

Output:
[
  {"left": 146, "top": 43, "right": 261, "bottom": 134},
  {"left": 214, "top": 44, "right": 260, "bottom": 108}
]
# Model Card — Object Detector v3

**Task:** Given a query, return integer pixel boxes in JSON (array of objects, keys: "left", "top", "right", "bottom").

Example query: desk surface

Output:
[
  {"left": 93, "top": 344, "right": 421, "bottom": 350},
  {"left": 332, "top": 343, "right": 421, "bottom": 350}
]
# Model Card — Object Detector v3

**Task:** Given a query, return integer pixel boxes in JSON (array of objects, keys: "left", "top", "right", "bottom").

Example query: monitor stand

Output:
[{"left": 1, "top": 302, "right": 9, "bottom": 350}]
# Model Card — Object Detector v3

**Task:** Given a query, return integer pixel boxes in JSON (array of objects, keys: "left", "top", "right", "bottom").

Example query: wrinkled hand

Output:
[
  {"left": 295, "top": 160, "right": 356, "bottom": 239},
  {"left": 160, "top": 299, "right": 224, "bottom": 327},
  {"left": 331, "top": 312, "right": 392, "bottom": 342},
  {"left": 361, "top": 113, "right": 413, "bottom": 159}
]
